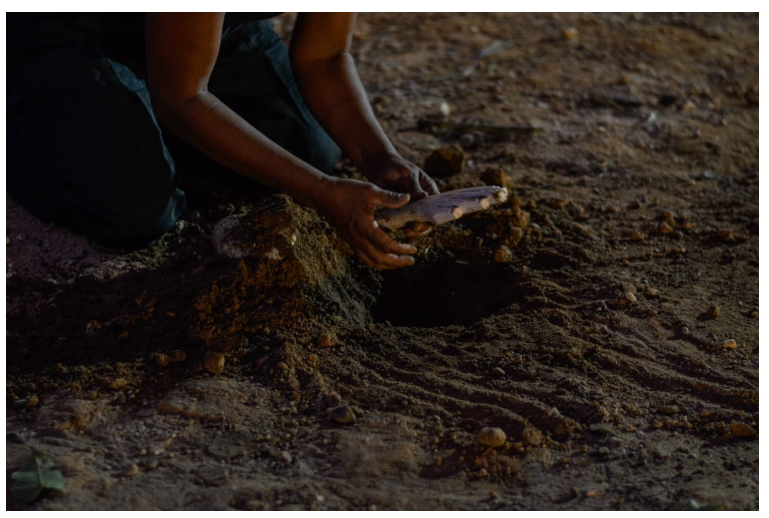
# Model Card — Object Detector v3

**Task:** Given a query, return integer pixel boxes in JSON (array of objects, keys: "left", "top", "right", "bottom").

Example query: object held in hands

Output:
[{"left": 376, "top": 186, "right": 508, "bottom": 230}]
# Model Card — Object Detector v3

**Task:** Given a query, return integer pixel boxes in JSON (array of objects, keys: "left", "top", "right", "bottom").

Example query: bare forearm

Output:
[
  {"left": 155, "top": 91, "right": 331, "bottom": 209},
  {"left": 292, "top": 51, "right": 397, "bottom": 171}
]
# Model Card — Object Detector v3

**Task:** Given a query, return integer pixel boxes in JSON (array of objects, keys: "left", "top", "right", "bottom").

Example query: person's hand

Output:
[
  {"left": 361, "top": 152, "right": 440, "bottom": 201},
  {"left": 317, "top": 177, "right": 418, "bottom": 269}
]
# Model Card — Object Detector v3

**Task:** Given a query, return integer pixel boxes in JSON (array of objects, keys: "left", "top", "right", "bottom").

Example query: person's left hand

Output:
[{"left": 361, "top": 152, "right": 440, "bottom": 201}]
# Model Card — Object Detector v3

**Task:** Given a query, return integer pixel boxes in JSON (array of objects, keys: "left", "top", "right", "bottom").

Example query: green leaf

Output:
[{"left": 11, "top": 452, "right": 65, "bottom": 504}]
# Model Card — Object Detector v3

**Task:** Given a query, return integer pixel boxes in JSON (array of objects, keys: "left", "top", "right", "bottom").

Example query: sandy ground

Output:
[{"left": 5, "top": 13, "right": 758, "bottom": 510}]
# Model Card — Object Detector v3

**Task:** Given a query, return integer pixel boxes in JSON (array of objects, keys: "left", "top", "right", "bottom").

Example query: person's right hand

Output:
[{"left": 317, "top": 178, "right": 417, "bottom": 270}]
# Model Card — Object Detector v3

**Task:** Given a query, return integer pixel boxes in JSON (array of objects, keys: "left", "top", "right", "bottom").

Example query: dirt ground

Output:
[{"left": 5, "top": 13, "right": 758, "bottom": 510}]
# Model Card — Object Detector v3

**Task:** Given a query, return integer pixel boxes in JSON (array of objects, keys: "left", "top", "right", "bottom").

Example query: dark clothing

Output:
[{"left": 7, "top": 13, "right": 342, "bottom": 249}]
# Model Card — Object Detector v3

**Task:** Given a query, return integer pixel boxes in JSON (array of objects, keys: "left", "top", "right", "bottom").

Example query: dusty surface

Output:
[{"left": 5, "top": 13, "right": 758, "bottom": 510}]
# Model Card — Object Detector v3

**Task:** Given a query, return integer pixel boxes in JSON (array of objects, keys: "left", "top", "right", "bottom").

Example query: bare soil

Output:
[{"left": 5, "top": 13, "right": 758, "bottom": 510}]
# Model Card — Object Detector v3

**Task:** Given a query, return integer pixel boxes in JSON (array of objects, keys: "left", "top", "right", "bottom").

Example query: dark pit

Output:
[{"left": 371, "top": 257, "right": 522, "bottom": 327}]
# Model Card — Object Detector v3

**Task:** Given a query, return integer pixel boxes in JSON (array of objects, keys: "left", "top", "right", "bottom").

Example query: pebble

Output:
[
  {"left": 588, "top": 423, "right": 614, "bottom": 435},
  {"left": 598, "top": 447, "right": 610, "bottom": 456},
  {"left": 520, "top": 427, "right": 543, "bottom": 446},
  {"left": 157, "top": 400, "right": 186, "bottom": 415},
  {"left": 327, "top": 405, "right": 356, "bottom": 424},
  {"left": 480, "top": 167, "right": 513, "bottom": 190},
  {"left": 730, "top": 421, "right": 758, "bottom": 438},
  {"left": 491, "top": 367, "right": 506, "bottom": 376},
  {"left": 722, "top": 339, "right": 738, "bottom": 349},
  {"left": 122, "top": 463, "right": 139, "bottom": 477},
  {"left": 658, "top": 222, "right": 674, "bottom": 235},
  {"left": 204, "top": 351, "right": 225, "bottom": 374},
  {"left": 644, "top": 288, "right": 659, "bottom": 297},
  {"left": 145, "top": 460, "right": 159, "bottom": 470},
  {"left": 626, "top": 292, "right": 637, "bottom": 303},
  {"left": 477, "top": 427, "right": 507, "bottom": 447},
  {"left": 561, "top": 26, "right": 578, "bottom": 40},
  {"left": 715, "top": 229, "right": 734, "bottom": 242},
  {"left": 172, "top": 350, "right": 187, "bottom": 362},
  {"left": 706, "top": 305, "right": 721, "bottom": 318},
  {"left": 325, "top": 392, "right": 343, "bottom": 407},
  {"left": 658, "top": 405, "right": 679, "bottom": 415},
  {"left": 154, "top": 354, "right": 172, "bottom": 368},
  {"left": 423, "top": 145, "right": 465, "bottom": 177},
  {"left": 27, "top": 394, "right": 39, "bottom": 407},
  {"left": 629, "top": 230, "right": 645, "bottom": 241},
  {"left": 6, "top": 432, "right": 26, "bottom": 444},
  {"left": 750, "top": 310, "right": 759, "bottom": 319},
  {"left": 109, "top": 378, "right": 128, "bottom": 390},
  {"left": 316, "top": 330, "right": 337, "bottom": 348},
  {"left": 493, "top": 246, "right": 513, "bottom": 263}
]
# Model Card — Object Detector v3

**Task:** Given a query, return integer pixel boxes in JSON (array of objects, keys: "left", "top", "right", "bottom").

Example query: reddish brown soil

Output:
[{"left": 5, "top": 13, "right": 758, "bottom": 510}]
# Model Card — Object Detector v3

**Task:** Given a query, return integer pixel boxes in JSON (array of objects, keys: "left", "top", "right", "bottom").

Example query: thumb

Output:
[{"left": 371, "top": 187, "right": 410, "bottom": 209}]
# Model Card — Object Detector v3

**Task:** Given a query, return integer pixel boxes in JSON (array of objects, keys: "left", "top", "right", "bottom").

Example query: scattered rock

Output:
[
  {"left": 157, "top": 400, "right": 186, "bottom": 415},
  {"left": 27, "top": 394, "right": 39, "bottom": 408},
  {"left": 493, "top": 245, "right": 513, "bottom": 263},
  {"left": 658, "top": 222, "right": 674, "bottom": 235},
  {"left": 521, "top": 427, "right": 543, "bottom": 446},
  {"left": 658, "top": 405, "right": 679, "bottom": 415},
  {"left": 730, "top": 421, "right": 758, "bottom": 439},
  {"left": 625, "top": 292, "right": 637, "bottom": 303},
  {"left": 480, "top": 167, "right": 513, "bottom": 190},
  {"left": 327, "top": 405, "right": 356, "bottom": 425},
  {"left": 325, "top": 392, "right": 343, "bottom": 407},
  {"left": 109, "top": 378, "right": 128, "bottom": 390},
  {"left": 629, "top": 230, "right": 645, "bottom": 241},
  {"left": 477, "top": 427, "right": 507, "bottom": 447},
  {"left": 644, "top": 288, "right": 659, "bottom": 297},
  {"left": 204, "top": 351, "right": 225, "bottom": 374},
  {"left": 572, "top": 223, "right": 590, "bottom": 237},
  {"left": 6, "top": 432, "right": 26, "bottom": 444},
  {"left": 316, "top": 330, "right": 337, "bottom": 348},
  {"left": 549, "top": 198, "right": 570, "bottom": 209},
  {"left": 491, "top": 367, "right": 506, "bottom": 376},
  {"left": 423, "top": 145, "right": 465, "bottom": 177},
  {"left": 715, "top": 229, "right": 734, "bottom": 242},
  {"left": 154, "top": 354, "right": 172, "bottom": 368},
  {"left": 722, "top": 339, "right": 738, "bottom": 349},
  {"left": 172, "top": 350, "right": 187, "bottom": 362},
  {"left": 122, "top": 463, "right": 139, "bottom": 477},
  {"left": 145, "top": 460, "right": 159, "bottom": 470},
  {"left": 588, "top": 423, "right": 614, "bottom": 435},
  {"left": 706, "top": 305, "right": 721, "bottom": 318},
  {"left": 598, "top": 447, "right": 610, "bottom": 456},
  {"left": 561, "top": 27, "right": 578, "bottom": 40}
]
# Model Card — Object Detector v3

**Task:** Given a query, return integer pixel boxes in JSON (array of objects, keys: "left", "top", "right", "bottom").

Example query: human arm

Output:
[
  {"left": 289, "top": 13, "right": 439, "bottom": 200},
  {"left": 145, "top": 13, "right": 415, "bottom": 268}
]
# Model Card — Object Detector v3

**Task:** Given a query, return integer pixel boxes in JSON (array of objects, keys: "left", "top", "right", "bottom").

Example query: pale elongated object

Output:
[{"left": 376, "top": 186, "right": 508, "bottom": 230}]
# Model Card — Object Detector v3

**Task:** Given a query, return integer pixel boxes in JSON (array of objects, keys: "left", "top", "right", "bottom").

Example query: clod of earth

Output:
[
  {"left": 316, "top": 330, "right": 337, "bottom": 348},
  {"left": 327, "top": 405, "right": 356, "bottom": 424},
  {"left": 477, "top": 427, "right": 507, "bottom": 447},
  {"left": 423, "top": 145, "right": 465, "bottom": 177},
  {"left": 204, "top": 351, "right": 225, "bottom": 374},
  {"left": 521, "top": 427, "right": 543, "bottom": 446}
]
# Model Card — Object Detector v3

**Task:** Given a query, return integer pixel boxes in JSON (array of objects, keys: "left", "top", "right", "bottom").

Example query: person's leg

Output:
[
  {"left": 185, "top": 19, "right": 343, "bottom": 175},
  {"left": 7, "top": 39, "right": 185, "bottom": 249}
]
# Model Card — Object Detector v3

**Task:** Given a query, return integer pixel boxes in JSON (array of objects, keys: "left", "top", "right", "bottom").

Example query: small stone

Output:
[
  {"left": 86, "top": 320, "right": 103, "bottom": 335},
  {"left": 327, "top": 405, "right": 356, "bottom": 424},
  {"left": 157, "top": 400, "right": 186, "bottom": 415},
  {"left": 477, "top": 427, "right": 507, "bottom": 448},
  {"left": 493, "top": 246, "right": 513, "bottom": 263},
  {"left": 439, "top": 101, "right": 451, "bottom": 117},
  {"left": 423, "top": 145, "right": 465, "bottom": 178},
  {"left": 730, "top": 421, "right": 757, "bottom": 439},
  {"left": 625, "top": 292, "right": 637, "bottom": 303},
  {"left": 715, "top": 229, "right": 734, "bottom": 242},
  {"left": 316, "top": 330, "right": 337, "bottom": 348},
  {"left": 123, "top": 463, "right": 139, "bottom": 477},
  {"left": 588, "top": 423, "right": 614, "bottom": 435},
  {"left": 171, "top": 350, "right": 187, "bottom": 362},
  {"left": 26, "top": 395, "right": 39, "bottom": 408},
  {"left": 629, "top": 230, "right": 645, "bottom": 241},
  {"left": 520, "top": 427, "right": 543, "bottom": 446},
  {"left": 549, "top": 198, "right": 570, "bottom": 209},
  {"left": 109, "top": 378, "right": 128, "bottom": 390},
  {"left": 279, "top": 451, "right": 293, "bottom": 463},
  {"left": 658, "top": 222, "right": 674, "bottom": 235},
  {"left": 491, "top": 367, "right": 506, "bottom": 377},
  {"left": 598, "top": 447, "right": 610, "bottom": 456},
  {"left": 572, "top": 223, "right": 590, "bottom": 237},
  {"left": 750, "top": 310, "right": 759, "bottom": 319},
  {"left": 722, "top": 339, "right": 738, "bottom": 349},
  {"left": 644, "top": 288, "right": 659, "bottom": 297},
  {"left": 6, "top": 432, "right": 26, "bottom": 444},
  {"left": 658, "top": 405, "right": 679, "bottom": 415},
  {"left": 154, "top": 354, "right": 172, "bottom": 368},
  {"left": 204, "top": 351, "right": 225, "bottom": 374},
  {"left": 707, "top": 305, "right": 721, "bottom": 318},
  {"left": 325, "top": 392, "right": 343, "bottom": 407},
  {"left": 145, "top": 460, "right": 159, "bottom": 470},
  {"left": 480, "top": 167, "right": 513, "bottom": 190},
  {"left": 561, "top": 27, "right": 578, "bottom": 40}
]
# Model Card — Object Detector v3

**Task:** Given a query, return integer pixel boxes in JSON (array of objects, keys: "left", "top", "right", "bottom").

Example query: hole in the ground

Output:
[{"left": 371, "top": 257, "right": 523, "bottom": 327}]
